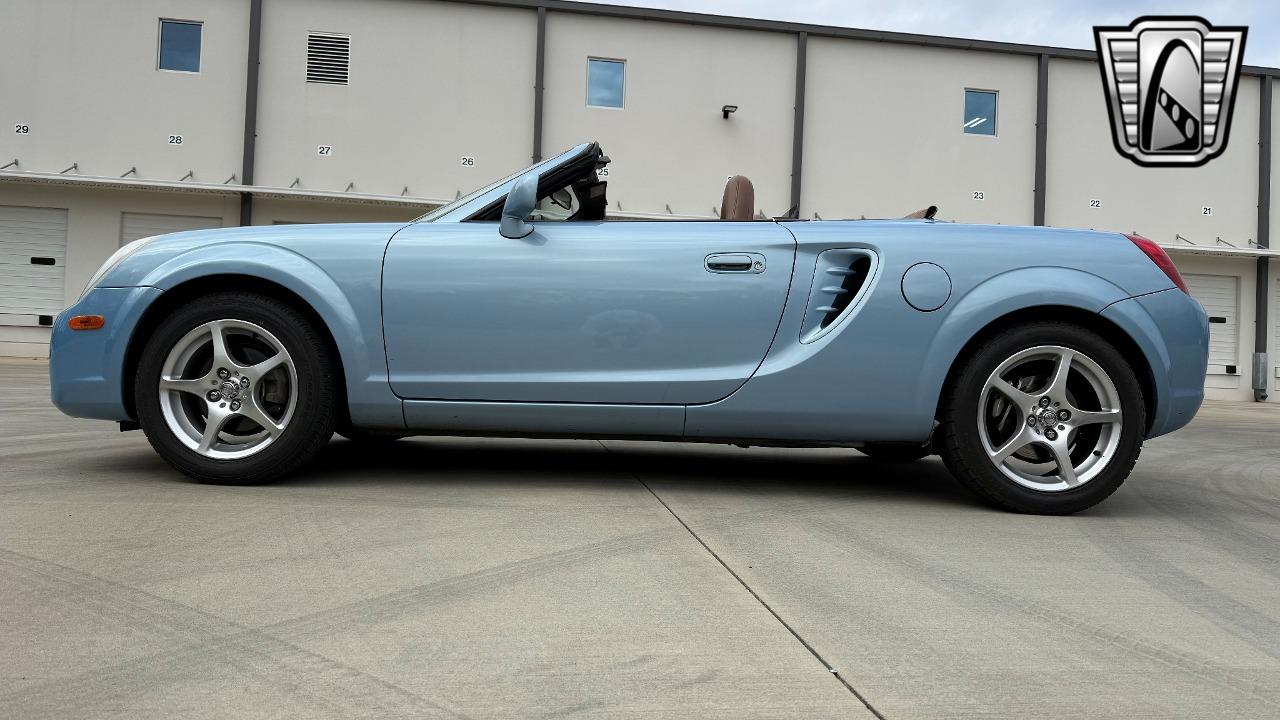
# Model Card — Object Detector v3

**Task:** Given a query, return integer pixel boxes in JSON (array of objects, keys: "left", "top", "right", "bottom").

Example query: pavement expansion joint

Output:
[{"left": 596, "top": 440, "right": 889, "bottom": 720}]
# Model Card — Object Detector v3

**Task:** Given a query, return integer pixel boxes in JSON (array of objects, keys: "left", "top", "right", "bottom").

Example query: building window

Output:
[
  {"left": 158, "top": 19, "right": 202, "bottom": 73},
  {"left": 587, "top": 58, "right": 625, "bottom": 108},
  {"left": 963, "top": 89, "right": 997, "bottom": 135}
]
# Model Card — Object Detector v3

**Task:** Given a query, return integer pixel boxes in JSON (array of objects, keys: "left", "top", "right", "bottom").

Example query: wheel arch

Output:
[
  {"left": 934, "top": 304, "right": 1157, "bottom": 433},
  {"left": 122, "top": 274, "right": 349, "bottom": 425}
]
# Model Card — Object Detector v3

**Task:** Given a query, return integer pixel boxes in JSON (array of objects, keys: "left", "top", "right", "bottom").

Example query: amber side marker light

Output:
[{"left": 68, "top": 315, "right": 105, "bottom": 331}]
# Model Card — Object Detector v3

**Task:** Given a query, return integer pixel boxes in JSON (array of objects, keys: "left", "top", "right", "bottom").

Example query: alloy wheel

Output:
[
  {"left": 157, "top": 319, "right": 298, "bottom": 460},
  {"left": 977, "top": 345, "right": 1124, "bottom": 492}
]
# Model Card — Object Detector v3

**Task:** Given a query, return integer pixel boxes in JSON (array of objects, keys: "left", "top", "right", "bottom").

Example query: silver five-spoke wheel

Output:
[
  {"left": 978, "top": 345, "right": 1123, "bottom": 492},
  {"left": 158, "top": 319, "right": 297, "bottom": 460}
]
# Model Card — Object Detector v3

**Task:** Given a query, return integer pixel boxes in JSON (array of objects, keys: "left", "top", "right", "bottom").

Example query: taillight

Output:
[{"left": 1125, "top": 233, "right": 1188, "bottom": 294}]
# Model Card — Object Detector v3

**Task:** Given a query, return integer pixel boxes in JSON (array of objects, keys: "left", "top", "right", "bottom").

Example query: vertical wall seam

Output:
[
  {"left": 1254, "top": 77, "right": 1272, "bottom": 400},
  {"left": 532, "top": 7, "right": 547, "bottom": 163},
  {"left": 1257, "top": 78, "right": 1271, "bottom": 251},
  {"left": 1033, "top": 53, "right": 1049, "bottom": 226},
  {"left": 789, "top": 32, "right": 807, "bottom": 218},
  {"left": 239, "top": 0, "right": 264, "bottom": 226}
]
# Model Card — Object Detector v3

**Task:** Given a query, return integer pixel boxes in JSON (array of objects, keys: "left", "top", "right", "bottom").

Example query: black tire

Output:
[
  {"left": 937, "top": 322, "right": 1145, "bottom": 515},
  {"left": 134, "top": 291, "right": 338, "bottom": 484},
  {"left": 855, "top": 442, "right": 932, "bottom": 462}
]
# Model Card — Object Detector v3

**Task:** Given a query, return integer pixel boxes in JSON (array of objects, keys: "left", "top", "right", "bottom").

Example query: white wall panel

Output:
[
  {"left": 0, "top": 0, "right": 248, "bottom": 184},
  {"left": 1271, "top": 79, "right": 1279, "bottom": 260},
  {"left": 250, "top": 198, "right": 423, "bottom": 226},
  {"left": 542, "top": 14, "right": 796, "bottom": 217},
  {"left": 254, "top": 0, "right": 536, "bottom": 201},
  {"left": 1046, "top": 60, "right": 1259, "bottom": 247},
  {"left": 803, "top": 39, "right": 1037, "bottom": 224}
]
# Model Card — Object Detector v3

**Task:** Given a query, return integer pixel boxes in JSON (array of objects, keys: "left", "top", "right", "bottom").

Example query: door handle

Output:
[{"left": 705, "top": 252, "right": 765, "bottom": 274}]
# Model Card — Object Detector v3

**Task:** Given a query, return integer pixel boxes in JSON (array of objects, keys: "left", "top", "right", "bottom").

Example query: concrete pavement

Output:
[{"left": 2, "top": 359, "right": 1279, "bottom": 718}]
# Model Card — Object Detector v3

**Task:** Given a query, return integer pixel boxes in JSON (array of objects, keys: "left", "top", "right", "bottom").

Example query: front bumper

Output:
[
  {"left": 1101, "top": 288, "right": 1209, "bottom": 439},
  {"left": 50, "top": 286, "right": 162, "bottom": 421}
]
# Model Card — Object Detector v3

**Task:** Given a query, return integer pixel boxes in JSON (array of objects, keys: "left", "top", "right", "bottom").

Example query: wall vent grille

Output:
[{"left": 307, "top": 33, "right": 350, "bottom": 85}]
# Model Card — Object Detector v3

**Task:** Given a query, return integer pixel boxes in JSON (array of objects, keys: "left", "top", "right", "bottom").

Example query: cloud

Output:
[{"left": 582, "top": 0, "right": 1279, "bottom": 67}]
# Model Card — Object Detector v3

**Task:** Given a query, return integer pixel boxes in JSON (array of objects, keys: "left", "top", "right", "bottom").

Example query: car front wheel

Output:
[
  {"left": 938, "top": 322, "right": 1145, "bottom": 514},
  {"left": 134, "top": 292, "right": 338, "bottom": 484}
]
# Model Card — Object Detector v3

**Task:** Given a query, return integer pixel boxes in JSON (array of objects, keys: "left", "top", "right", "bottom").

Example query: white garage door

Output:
[
  {"left": 0, "top": 205, "right": 69, "bottom": 325},
  {"left": 1275, "top": 278, "right": 1280, "bottom": 387},
  {"left": 1184, "top": 273, "right": 1239, "bottom": 374},
  {"left": 119, "top": 212, "right": 221, "bottom": 245}
]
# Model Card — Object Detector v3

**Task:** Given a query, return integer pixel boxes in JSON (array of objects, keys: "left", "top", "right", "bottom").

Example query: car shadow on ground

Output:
[
  {"left": 83, "top": 434, "right": 986, "bottom": 509},
  {"left": 296, "top": 436, "right": 986, "bottom": 510}
]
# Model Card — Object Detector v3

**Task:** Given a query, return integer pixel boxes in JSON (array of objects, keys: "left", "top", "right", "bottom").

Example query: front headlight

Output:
[{"left": 78, "top": 236, "right": 155, "bottom": 300}]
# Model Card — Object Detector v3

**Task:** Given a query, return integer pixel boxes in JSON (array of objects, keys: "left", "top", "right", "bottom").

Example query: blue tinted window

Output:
[
  {"left": 963, "top": 89, "right": 997, "bottom": 135},
  {"left": 159, "top": 20, "right": 202, "bottom": 72},
  {"left": 587, "top": 58, "right": 625, "bottom": 108}
]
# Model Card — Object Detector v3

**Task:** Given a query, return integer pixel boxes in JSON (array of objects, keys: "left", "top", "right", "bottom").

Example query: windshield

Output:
[{"left": 413, "top": 144, "right": 590, "bottom": 222}]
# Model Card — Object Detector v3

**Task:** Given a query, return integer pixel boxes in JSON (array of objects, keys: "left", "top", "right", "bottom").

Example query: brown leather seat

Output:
[
  {"left": 720, "top": 175, "right": 755, "bottom": 220},
  {"left": 902, "top": 205, "right": 938, "bottom": 220}
]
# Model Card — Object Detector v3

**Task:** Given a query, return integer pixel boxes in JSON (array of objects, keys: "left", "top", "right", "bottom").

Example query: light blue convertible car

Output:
[{"left": 50, "top": 142, "right": 1208, "bottom": 514}]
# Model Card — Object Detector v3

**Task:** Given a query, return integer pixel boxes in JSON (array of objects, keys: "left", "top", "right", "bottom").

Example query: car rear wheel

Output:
[
  {"left": 938, "top": 322, "right": 1145, "bottom": 514},
  {"left": 134, "top": 292, "right": 338, "bottom": 484}
]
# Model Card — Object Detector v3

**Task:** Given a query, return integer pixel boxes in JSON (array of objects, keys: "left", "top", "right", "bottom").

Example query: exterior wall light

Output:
[{"left": 722, "top": 104, "right": 738, "bottom": 119}]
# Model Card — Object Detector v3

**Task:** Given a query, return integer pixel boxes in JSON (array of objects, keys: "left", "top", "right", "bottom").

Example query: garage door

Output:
[
  {"left": 119, "top": 212, "right": 221, "bottom": 245},
  {"left": 0, "top": 205, "right": 68, "bottom": 326},
  {"left": 1184, "top": 273, "right": 1239, "bottom": 374}
]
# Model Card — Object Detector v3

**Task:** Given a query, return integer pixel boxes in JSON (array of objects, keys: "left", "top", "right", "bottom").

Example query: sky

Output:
[{"left": 584, "top": 0, "right": 1280, "bottom": 67}]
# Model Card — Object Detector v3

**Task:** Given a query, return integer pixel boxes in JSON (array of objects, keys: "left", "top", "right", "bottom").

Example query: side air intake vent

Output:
[
  {"left": 307, "top": 33, "right": 351, "bottom": 85},
  {"left": 799, "top": 249, "right": 877, "bottom": 343}
]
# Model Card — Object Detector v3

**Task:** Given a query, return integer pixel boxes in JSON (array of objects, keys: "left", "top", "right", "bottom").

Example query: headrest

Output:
[
  {"left": 903, "top": 205, "right": 938, "bottom": 220},
  {"left": 720, "top": 175, "right": 755, "bottom": 220}
]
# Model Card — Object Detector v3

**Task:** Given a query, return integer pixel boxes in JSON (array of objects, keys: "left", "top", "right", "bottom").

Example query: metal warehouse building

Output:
[{"left": 2, "top": 0, "right": 1278, "bottom": 403}]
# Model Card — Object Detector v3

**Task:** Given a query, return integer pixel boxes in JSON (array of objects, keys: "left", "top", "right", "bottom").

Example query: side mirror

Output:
[{"left": 500, "top": 173, "right": 538, "bottom": 239}]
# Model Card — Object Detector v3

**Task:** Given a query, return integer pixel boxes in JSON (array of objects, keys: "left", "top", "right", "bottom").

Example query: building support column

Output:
[
  {"left": 532, "top": 7, "right": 547, "bottom": 163},
  {"left": 1254, "top": 77, "right": 1272, "bottom": 401},
  {"left": 789, "top": 32, "right": 807, "bottom": 218},
  {"left": 1033, "top": 54, "right": 1049, "bottom": 226},
  {"left": 238, "top": 0, "right": 264, "bottom": 226}
]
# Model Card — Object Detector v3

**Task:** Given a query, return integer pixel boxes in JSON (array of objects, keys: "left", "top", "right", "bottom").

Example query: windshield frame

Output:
[{"left": 413, "top": 143, "right": 593, "bottom": 223}]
